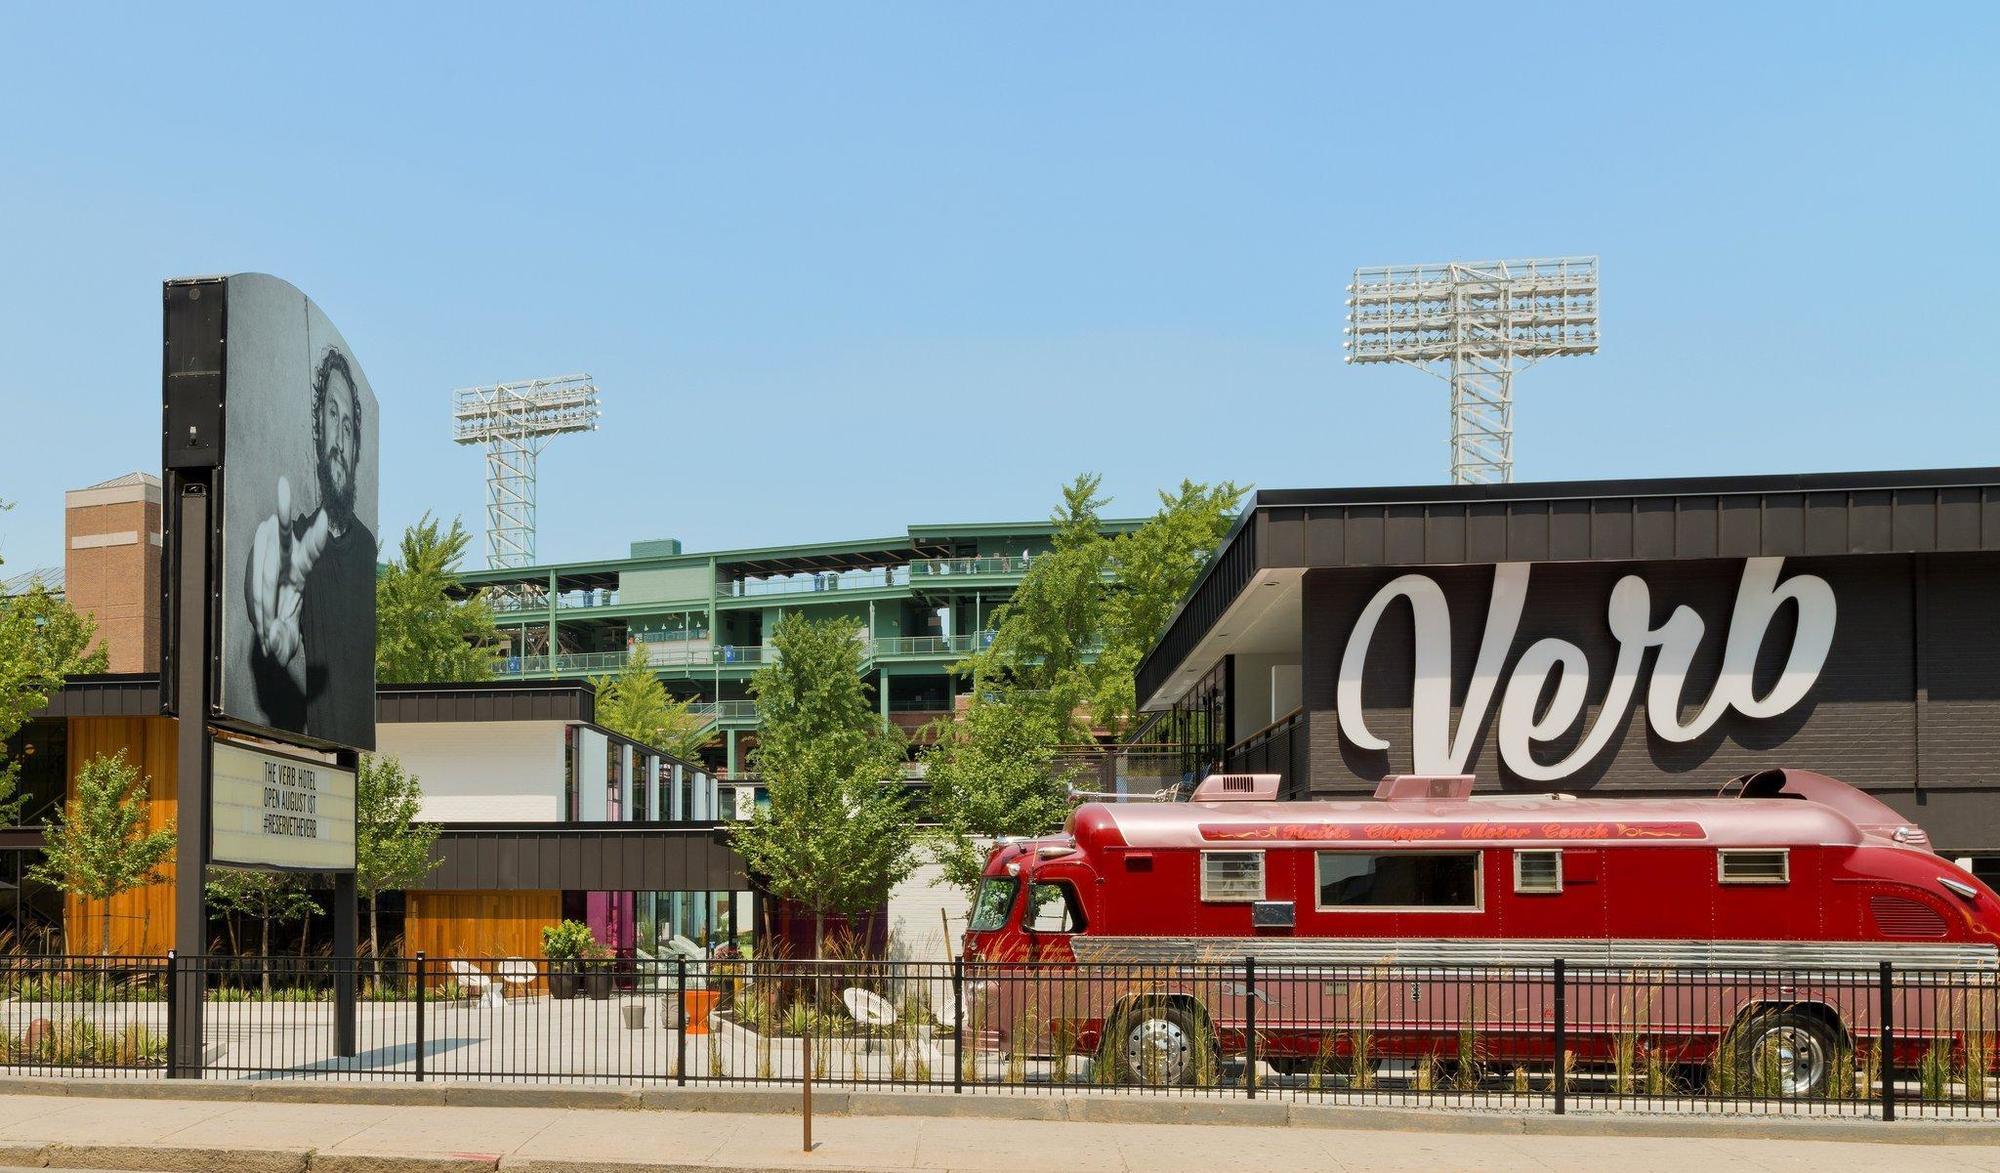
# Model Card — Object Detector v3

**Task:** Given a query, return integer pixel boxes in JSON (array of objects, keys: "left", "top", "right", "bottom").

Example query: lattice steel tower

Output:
[
  {"left": 1345, "top": 257, "right": 1599, "bottom": 484},
  {"left": 452, "top": 374, "right": 601, "bottom": 568}
]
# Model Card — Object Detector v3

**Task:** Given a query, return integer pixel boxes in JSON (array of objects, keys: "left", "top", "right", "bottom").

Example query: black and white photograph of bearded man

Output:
[{"left": 242, "top": 344, "right": 377, "bottom": 743}]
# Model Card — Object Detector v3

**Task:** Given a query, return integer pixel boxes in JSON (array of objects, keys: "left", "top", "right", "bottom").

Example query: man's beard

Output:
[{"left": 318, "top": 449, "right": 358, "bottom": 528}]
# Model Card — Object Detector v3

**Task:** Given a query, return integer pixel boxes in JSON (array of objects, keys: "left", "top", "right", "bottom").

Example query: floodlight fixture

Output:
[
  {"left": 452, "top": 373, "right": 601, "bottom": 568},
  {"left": 1345, "top": 256, "right": 1599, "bottom": 484}
]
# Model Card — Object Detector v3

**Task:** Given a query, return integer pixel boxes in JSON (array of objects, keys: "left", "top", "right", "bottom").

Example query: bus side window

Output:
[{"left": 1028, "top": 881, "right": 1087, "bottom": 934}]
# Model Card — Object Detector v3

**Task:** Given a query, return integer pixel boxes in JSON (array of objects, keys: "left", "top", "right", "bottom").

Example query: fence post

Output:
[
  {"left": 676, "top": 956, "right": 688, "bottom": 1088},
  {"left": 414, "top": 953, "right": 426, "bottom": 1083},
  {"left": 164, "top": 951, "right": 179, "bottom": 1075},
  {"left": 1244, "top": 956, "right": 1258, "bottom": 1099},
  {"left": 1879, "top": 960, "right": 1896, "bottom": 1122},
  {"left": 951, "top": 959, "right": 964, "bottom": 1094},
  {"left": 1552, "top": 958, "right": 1567, "bottom": 1116}
]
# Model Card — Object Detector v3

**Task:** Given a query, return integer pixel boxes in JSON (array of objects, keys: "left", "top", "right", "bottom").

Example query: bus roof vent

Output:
[
  {"left": 1373, "top": 774, "right": 1478, "bottom": 802},
  {"left": 1190, "top": 774, "right": 1282, "bottom": 802}
]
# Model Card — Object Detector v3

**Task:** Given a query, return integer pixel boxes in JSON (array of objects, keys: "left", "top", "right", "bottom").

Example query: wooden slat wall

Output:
[
  {"left": 405, "top": 889, "right": 560, "bottom": 970},
  {"left": 62, "top": 717, "right": 179, "bottom": 956}
]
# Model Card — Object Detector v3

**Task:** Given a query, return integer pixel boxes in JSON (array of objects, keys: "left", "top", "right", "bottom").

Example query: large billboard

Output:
[{"left": 207, "top": 274, "right": 380, "bottom": 750}]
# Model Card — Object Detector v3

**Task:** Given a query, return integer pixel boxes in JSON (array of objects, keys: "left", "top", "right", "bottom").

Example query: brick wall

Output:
[{"left": 62, "top": 476, "right": 162, "bottom": 673}]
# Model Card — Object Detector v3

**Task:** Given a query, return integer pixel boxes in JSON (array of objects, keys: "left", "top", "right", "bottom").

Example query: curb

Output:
[{"left": 0, "top": 1077, "right": 1990, "bottom": 1150}]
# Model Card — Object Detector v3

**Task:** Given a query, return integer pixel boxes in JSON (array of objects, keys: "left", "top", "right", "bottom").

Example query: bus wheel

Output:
[
  {"left": 1728, "top": 1010, "right": 1841, "bottom": 1098},
  {"left": 1107, "top": 1003, "right": 1215, "bottom": 1087}
]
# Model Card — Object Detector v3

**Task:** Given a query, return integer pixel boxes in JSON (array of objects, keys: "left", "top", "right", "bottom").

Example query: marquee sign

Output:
[
  {"left": 210, "top": 739, "right": 357, "bottom": 871},
  {"left": 1336, "top": 556, "right": 1837, "bottom": 784}
]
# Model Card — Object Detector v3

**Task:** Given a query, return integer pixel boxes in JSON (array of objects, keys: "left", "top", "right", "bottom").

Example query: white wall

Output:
[
  {"left": 577, "top": 727, "right": 609, "bottom": 821},
  {"left": 374, "top": 721, "right": 569, "bottom": 823}
]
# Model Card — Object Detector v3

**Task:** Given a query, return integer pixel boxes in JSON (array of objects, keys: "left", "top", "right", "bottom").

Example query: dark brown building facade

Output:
[{"left": 1136, "top": 469, "right": 2000, "bottom": 863}]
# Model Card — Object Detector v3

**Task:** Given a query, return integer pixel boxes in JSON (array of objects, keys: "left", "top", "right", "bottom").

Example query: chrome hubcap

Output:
[
  {"left": 1751, "top": 1026, "right": 1826, "bottom": 1096},
  {"left": 1127, "top": 1017, "right": 1190, "bottom": 1085}
]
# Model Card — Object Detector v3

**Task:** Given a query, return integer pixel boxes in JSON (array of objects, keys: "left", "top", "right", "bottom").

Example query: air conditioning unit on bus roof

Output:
[
  {"left": 1372, "top": 774, "right": 1478, "bottom": 801},
  {"left": 1189, "top": 774, "right": 1282, "bottom": 802}
]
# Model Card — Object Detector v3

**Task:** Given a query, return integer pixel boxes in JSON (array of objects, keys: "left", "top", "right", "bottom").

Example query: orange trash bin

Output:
[{"left": 683, "top": 988, "right": 720, "bottom": 1034}]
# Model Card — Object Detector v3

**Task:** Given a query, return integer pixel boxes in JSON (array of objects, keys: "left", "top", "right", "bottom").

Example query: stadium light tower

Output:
[
  {"left": 452, "top": 374, "right": 601, "bottom": 568},
  {"left": 1345, "top": 256, "right": 1599, "bottom": 484}
]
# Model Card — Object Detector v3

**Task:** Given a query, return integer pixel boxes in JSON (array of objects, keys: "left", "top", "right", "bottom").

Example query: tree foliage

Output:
[
  {"left": 0, "top": 535, "right": 107, "bottom": 822},
  {"left": 927, "top": 477, "right": 1242, "bottom": 890},
  {"left": 959, "top": 474, "right": 1243, "bottom": 738},
  {"left": 592, "top": 649, "right": 714, "bottom": 763},
  {"left": 355, "top": 754, "right": 440, "bottom": 964},
  {"left": 921, "top": 699, "right": 1078, "bottom": 896},
  {"left": 30, "top": 751, "right": 175, "bottom": 956},
  {"left": 728, "top": 614, "right": 914, "bottom": 957},
  {"left": 376, "top": 514, "right": 502, "bottom": 684}
]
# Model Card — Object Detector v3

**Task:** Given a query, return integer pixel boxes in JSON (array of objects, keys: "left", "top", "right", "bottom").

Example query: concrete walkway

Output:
[{"left": 0, "top": 1089, "right": 1987, "bottom": 1173}]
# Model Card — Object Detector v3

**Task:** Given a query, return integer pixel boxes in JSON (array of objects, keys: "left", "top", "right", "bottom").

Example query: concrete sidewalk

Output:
[{"left": 0, "top": 1090, "right": 1988, "bottom": 1173}]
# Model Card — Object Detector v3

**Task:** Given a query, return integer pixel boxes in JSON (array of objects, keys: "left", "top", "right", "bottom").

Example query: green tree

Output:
[
  {"left": 376, "top": 513, "right": 503, "bottom": 683},
  {"left": 921, "top": 698, "right": 1079, "bottom": 895},
  {"left": 1086, "top": 479, "right": 1245, "bottom": 732},
  {"left": 959, "top": 474, "right": 1243, "bottom": 738},
  {"left": 591, "top": 649, "right": 715, "bottom": 763},
  {"left": 30, "top": 751, "right": 176, "bottom": 956},
  {"left": 206, "top": 868, "right": 317, "bottom": 992},
  {"left": 728, "top": 614, "right": 914, "bottom": 958},
  {"left": 959, "top": 474, "right": 1113, "bottom": 736},
  {"left": 355, "top": 755, "right": 441, "bottom": 975},
  {"left": 0, "top": 533, "right": 107, "bottom": 823}
]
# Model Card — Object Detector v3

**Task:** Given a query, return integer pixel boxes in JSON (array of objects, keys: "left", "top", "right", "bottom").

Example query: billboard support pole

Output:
[
  {"left": 333, "top": 756, "right": 359, "bottom": 1058},
  {"left": 168, "top": 480, "right": 212, "bottom": 1079}
]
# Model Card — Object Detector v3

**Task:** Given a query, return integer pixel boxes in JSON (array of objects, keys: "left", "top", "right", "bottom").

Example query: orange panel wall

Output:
[{"left": 61, "top": 717, "right": 179, "bottom": 956}]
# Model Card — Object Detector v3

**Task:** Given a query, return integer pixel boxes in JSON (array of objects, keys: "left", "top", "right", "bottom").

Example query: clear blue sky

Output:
[{"left": 2, "top": 3, "right": 1994, "bottom": 573}]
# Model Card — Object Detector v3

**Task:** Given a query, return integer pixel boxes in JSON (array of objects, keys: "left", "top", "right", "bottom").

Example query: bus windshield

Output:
[{"left": 968, "top": 877, "right": 1017, "bottom": 932}]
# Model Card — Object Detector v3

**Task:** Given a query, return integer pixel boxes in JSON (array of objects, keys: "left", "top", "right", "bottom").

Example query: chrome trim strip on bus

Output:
[{"left": 1068, "top": 936, "right": 2000, "bottom": 971}]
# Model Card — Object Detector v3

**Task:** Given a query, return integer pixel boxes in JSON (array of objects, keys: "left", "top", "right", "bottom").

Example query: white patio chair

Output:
[
  {"left": 449, "top": 959, "right": 501, "bottom": 1007},
  {"left": 496, "top": 958, "right": 537, "bottom": 999}
]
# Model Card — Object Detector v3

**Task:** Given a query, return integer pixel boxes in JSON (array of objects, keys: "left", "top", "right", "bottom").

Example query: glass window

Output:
[
  {"left": 1514, "top": 850, "right": 1562, "bottom": 894},
  {"left": 1719, "top": 849, "right": 1789, "bottom": 885},
  {"left": 1200, "top": 850, "right": 1265, "bottom": 903},
  {"left": 969, "top": 878, "right": 1018, "bottom": 932},
  {"left": 1027, "top": 881, "right": 1086, "bottom": 934},
  {"left": 1317, "top": 852, "right": 1481, "bottom": 910}
]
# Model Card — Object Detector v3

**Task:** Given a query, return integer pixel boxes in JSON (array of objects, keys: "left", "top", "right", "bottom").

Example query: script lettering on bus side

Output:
[{"left": 1199, "top": 821, "right": 1707, "bottom": 843}]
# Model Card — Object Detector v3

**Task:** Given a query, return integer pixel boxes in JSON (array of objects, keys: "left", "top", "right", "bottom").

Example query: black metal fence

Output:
[{"left": 0, "top": 953, "right": 1994, "bottom": 1119}]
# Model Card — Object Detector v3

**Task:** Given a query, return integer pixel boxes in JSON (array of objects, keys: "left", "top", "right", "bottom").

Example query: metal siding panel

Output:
[
  {"left": 1304, "top": 508, "right": 1344, "bottom": 565},
  {"left": 1548, "top": 499, "right": 1591, "bottom": 561},
  {"left": 1893, "top": 489, "right": 1938, "bottom": 552},
  {"left": 1465, "top": 502, "right": 1508, "bottom": 563},
  {"left": 1506, "top": 502, "right": 1550, "bottom": 562},
  {"left": 1344, "top": 506, "right": 1385, "bottom": 566},
  {"left": 1805, "top": 492, "right": 1850, "bottom": 554},
  {"left": 1717, "top": 496, "right": 1762, "bottom": 558},
  {"left": 1761, "top": 493, "right": 1806, "bottom": 556},
  {"left": 1675, "top": 496, "right": 1718, "bottom": 559},
  {"left": 1424, "top": 505, "right": 1466, "bottom": 564},
  {"left": 1986, "top": 490, "right": 2000, "bottom": 550},
  {"left": 1938, "top": 487, "right": 1983, "bottom": 550},
  {"left": 1384, "top": 504, "right": 1425, "bottom": 565},
  {"left": 1851, "top": 490, "right": 1894, "bottom": 553},
  {"left": 1589, "top": 499, "right": 1633, "bottom": 561},
  {"left": 1633, "top": 497, "right": 1676, "bottom": 558},
  {"left": 1264, "top": 509, "right": 1305, "bottom": 567}
]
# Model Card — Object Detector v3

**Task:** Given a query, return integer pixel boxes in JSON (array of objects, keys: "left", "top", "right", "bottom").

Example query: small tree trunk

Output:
[
  {"left": 260, "top": 916, "right": 271, "bottom": 996},
  {"left": 368, "top": 894, "right": 381, "bottom": 992},
  {"left": 100, "top": 896, "right": 113, "bottom": 958},
  {"left": 813, "top": 912, "right": 824, "bottom": 962}
]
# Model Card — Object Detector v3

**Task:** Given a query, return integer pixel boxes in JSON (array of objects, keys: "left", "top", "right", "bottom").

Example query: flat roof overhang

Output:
[{"left": 1136, "top": 466, "right": 2000, "bottom": 712}]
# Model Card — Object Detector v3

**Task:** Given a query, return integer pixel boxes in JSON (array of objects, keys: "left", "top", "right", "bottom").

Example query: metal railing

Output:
[
  {"left": 910, "top": 556, "right": 1037, "bottom": 578},
  {"left": 723, "top": 569, "right": 909, "bottom": 598},
  {"left": 3, "top": 953, "right": 1994, "bottom": 1119}
]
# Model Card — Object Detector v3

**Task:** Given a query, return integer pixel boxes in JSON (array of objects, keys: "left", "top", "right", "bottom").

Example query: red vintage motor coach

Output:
[{"left": 963, "top": 769, "right": 2000, "bottom": 1094}]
